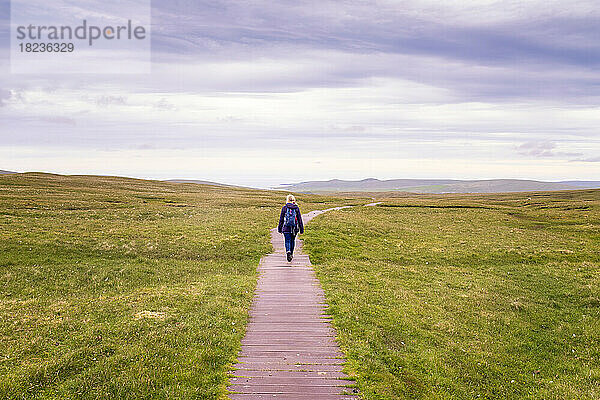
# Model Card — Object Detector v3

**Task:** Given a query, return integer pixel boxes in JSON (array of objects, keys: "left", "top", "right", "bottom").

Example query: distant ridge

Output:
[
  {"left": 0, "top": 170, "right": 17, "bottom": 174},
  {"left": 274, "top": 178, "right": 600, "bottom": 194},
  {"left": 558, "top": 181, "right": 600, "bottom": 188}
]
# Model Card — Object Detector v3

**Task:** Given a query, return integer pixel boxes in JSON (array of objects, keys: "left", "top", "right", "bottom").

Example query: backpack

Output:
[{"left": 283, "top": 207, "right": 297, "bottom": 229}]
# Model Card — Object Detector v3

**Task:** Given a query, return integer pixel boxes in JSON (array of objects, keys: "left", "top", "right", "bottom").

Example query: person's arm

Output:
[
  {"left": 297, "top": 207, "right": 304, "bottom": 234},
  {"left": 277, "top": 206, "right": 285, "bottom": 233}
]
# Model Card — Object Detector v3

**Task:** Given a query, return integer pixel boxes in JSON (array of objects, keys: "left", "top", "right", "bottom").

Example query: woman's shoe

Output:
[{"left": 286, "top": 251, "right": 292, "bottom": 262}]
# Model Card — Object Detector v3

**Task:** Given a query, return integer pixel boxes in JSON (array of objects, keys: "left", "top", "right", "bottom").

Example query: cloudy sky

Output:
[{"left": 1, "top": 0, "right": 599, "bottom": 187}]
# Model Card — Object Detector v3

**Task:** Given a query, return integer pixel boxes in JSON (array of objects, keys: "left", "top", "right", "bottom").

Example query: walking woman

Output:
[{"left": 277, "top": 194, "right": 304, "bottom": 262}]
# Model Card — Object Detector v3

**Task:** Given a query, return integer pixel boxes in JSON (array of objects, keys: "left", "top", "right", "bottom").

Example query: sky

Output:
[{"left": 1, "top": 0, "right": 599, "bottom": 187}]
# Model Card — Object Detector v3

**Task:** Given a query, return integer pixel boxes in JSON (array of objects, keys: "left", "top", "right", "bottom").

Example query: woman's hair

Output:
[{"left": 286, "top": 194, "right": 296, "bottom": 204}]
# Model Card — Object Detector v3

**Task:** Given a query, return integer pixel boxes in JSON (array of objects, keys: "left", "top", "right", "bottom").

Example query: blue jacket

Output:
[{"left": 278, "top": 203, "right": 304, "bottom": 234}]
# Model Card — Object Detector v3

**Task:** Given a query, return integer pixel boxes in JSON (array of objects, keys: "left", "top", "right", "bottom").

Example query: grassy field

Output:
[
  {"left": 304, "top": 190, "right": 600, "bottom": 399},
  {"left": 0, "top": 173, "right": 353, "bottom": 400}
]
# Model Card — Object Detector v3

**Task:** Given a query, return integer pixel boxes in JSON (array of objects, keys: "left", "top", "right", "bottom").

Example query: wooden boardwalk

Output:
[{"left": 228, "top": 207, "right": 357, "bottom": 399}]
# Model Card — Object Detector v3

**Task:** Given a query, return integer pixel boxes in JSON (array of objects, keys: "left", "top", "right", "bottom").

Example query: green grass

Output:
[
  {"left": 304, "top": 190, "right": 600, "bottom": 400},
  {"left": 0, "top": 173, "right": 356, "bottom": 400}
]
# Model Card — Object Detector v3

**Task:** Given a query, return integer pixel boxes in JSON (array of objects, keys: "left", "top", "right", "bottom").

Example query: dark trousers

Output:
[{"left": 283, "top": 232, "right": 296, "bottom": 254}]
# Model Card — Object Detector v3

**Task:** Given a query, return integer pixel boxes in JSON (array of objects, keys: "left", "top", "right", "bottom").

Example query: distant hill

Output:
[
  {"left": 274, "top": 178, "right": 600, "bottom": 194},
  {"left": 0, "top": 170, "right": 17, "bottom": 174},
  {"left": 558, "top": 181, "right": 600, "bottom": 188}
]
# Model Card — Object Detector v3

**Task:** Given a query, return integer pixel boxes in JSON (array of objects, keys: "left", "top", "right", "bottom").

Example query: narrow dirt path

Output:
[{"left": 228, "top": 206, "right": 358, "bottom": 399}]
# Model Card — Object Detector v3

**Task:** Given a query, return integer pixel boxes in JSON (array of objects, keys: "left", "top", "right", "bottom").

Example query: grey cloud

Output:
[
  {"left": 146, "top": 0, "right": 600, "bottom": 102},
  {"left": 517, "top": 141, "right": 557, "bottom": 157},
  {"left": 516, "top": 141, "right": 583, "bottom": 158},
  {"left": 3, "top": 0, "right": 599, "bottom": 104},
  {"left": 150, "top": 1, "right": 600, "bottom": 68}
]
